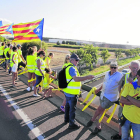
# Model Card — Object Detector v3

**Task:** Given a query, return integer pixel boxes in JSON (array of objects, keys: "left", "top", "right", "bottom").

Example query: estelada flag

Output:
[
  {"left": 0, "top": 23, "right": 14, "bottom": 35},
  {"left": 12, "top": 18, "right": 44, "bottom": 42}
]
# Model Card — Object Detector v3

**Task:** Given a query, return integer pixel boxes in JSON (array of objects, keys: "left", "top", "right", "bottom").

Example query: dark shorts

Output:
[
  {"left": 100, "top": 96, "right": 114, "bottom": 109},
  {"left": 34, "top": 74, "right": 43, "bottom": 87},
  {"left": 18, "top": 61, "right": 26, "bottom": 70}
]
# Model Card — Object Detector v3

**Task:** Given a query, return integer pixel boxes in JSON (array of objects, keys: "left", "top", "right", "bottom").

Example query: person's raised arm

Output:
[{"left": 73, "top": 75, "right": 94, "bottom": 82}]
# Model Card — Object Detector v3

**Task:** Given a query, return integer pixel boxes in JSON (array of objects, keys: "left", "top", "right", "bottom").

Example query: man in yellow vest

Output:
[
  {"left": 63, "top": 53, "right": 94, "bottom": 129},
  {"left": 111, "top": 60, "right": 140, "bottom": 140}
]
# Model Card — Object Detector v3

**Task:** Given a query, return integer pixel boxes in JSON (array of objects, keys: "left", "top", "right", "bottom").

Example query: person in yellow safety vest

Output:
[
  {"left": 64, "top": 53, "right": 94, "bottom": 129},
  {"left": 111, "top": 60, "right": 140, "bottom": 140},
  {"left": 0, "top": 42, "right": 5, "bottom": 58},
  {"left": 60, "top": 54, "right": 71, "bottom": 112},
  {"left": 11, "top": 46, "right": 18, "bottom": 87},
  {"left": 8, "top": 44, "right": 13, "bottom": 75},
  {"left": 42, "top": 68, "right": 57, "bottom": 99},
  {"left": 120, "top": 69, "right": 140, "bottom": 140},
  {"left": 17, "top": 44, "right": 26, "bottom": 71},
  {"left": 4, "top": 43, "right": 11, "bottom": 72},
  {"left": 45, "top": 52, "right": 54, "bottom": 73},
  {"left": 33, "top": 50, "right": 46, "bottom": 97},
  {"left": 26, "top": 47, "right": 36, "bottom": 91}
]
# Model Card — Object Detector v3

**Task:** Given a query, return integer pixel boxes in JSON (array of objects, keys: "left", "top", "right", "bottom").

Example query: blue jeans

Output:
[
  {"left": 122, "top": 120, "right": 140, "bottom": 140},
  {"left": 34, "top": 74, "right": 43, "bottom": 87},
  {"left": 65, "top": 95, "right": 77, "bottom": 126}
]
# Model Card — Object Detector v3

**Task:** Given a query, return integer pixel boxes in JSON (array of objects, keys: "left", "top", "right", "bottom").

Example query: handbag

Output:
[{"left": 118, "top": 113, "right": 127, "bottom": 127}]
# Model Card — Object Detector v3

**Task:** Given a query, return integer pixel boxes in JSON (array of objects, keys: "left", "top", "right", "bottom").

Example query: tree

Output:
[
  {"left": 85, "top": 45, "right": 99, "bottom": 66},
  {"left": 115, "top": 49, "right": 123, "bottom": 60},
  {"left": 124, "top": 50, "right": 132, "bottom": 57},
  {"left": 101, "top": 49, "right": 111, "bottom": 64},
  {"left": 56, "top": 41, "right": 60, "bottom": 45},
  {"left": 62, "top": 41, "right": 65, "bottom": 44}
]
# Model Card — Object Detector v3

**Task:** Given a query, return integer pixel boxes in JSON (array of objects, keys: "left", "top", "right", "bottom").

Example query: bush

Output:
[
  {"left": 21, "top": 41, "right": 47, "bottom": 59},
  {"left": 0, "top": 36, "right": 9, "bottom": 42}
]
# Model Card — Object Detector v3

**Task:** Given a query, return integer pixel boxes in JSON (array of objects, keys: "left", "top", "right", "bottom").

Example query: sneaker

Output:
[
  {"left": 86, "top": 120, "right": 94, "bottom": 127},
  {"left": 111, "top": 133, "right": 121, "bottom": 140},
  {"left": 92, "top": 127, "right": 101, "bottom": 135},
  {"left": 60, "top": 106, "right": 65, "bottom": 112},
  {"left": 9, "top": 73, "right": 12, "bottom": 75},
  {"left": 27, "top": 87, "right": 30, "bottom": 91},
  {"left": 68, "top": 123, "right": 81, "bottom": 129},
  {"left": 33, "top": 94, "right": 40, "bottom": 97},
  {"left": 32, "top": 86, "right": 34, "bottom": 90}
]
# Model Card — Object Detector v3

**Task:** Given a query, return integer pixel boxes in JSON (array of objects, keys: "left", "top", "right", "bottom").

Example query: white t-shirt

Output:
[{"left": 101, "top": 71, "right": 123, "bottom": 102}]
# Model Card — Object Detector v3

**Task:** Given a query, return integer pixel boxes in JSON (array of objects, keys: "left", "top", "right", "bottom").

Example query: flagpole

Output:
[{"left": 41, "top": 40, "right": 42, "bottom": 49}]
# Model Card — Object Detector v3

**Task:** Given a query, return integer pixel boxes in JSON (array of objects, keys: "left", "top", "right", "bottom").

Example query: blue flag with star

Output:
[
  {"left": 6, "top": 23, "right": 14, "bottom": 35},
  {"left": 0, "top": 21, "right": 2, "bottom": 27},
  {"left": 33, "top": 18, "right": 44, "bottom": 40}
]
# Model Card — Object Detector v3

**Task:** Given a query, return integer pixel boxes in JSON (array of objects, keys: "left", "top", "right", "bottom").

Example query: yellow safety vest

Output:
[
  {"left": 125, "top": 73, "right": 137, "bottom": 84},
  {"left": 27, "top": 55, "right": 36, "bottom": 73},
  {"left": 34, "top": 52, "right": 37, "bottom": 58},
  {"left": 10, "top": 52, "right": 18, "bottom": 67},
  {"left": 43, "top": 73, "right": 50, "bottom": 88},
  {"left": 62, "top": 62, "right": 71, "bottom": 68},
  {"left": 35, "top": 57, "right": 45, "bottom": 76},
  {"left": 63, "top": 63, "right": 81, "bottom": 95},
  {"left": 4, "top": 48, "right": 10, "bottom": 59},
  {"left": 0, "top": 46, "right": 4, "bottom": 55},
  {"left": 45, "top": 57, "right": 51, "bottom": 68},
  {"left": 17, "top": 49, "right": 22, "bottom": 62}
]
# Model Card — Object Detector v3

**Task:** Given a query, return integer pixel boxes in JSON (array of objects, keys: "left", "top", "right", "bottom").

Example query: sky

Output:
[{"left": 0, "top": 0, "right": 140, "bottom": 45}]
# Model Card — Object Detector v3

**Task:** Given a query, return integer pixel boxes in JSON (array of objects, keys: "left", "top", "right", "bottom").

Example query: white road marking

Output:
[{"left": 0, "top": 84, "right": 45, "bottom": 140}]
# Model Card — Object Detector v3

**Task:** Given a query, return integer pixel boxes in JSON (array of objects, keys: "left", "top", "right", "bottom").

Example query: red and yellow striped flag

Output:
[
  {"left": 0, "top": 24, "right": 13, "bottom": 35},
  {"left": 12, "top": 18, "right": 44, "bottom": 42}
]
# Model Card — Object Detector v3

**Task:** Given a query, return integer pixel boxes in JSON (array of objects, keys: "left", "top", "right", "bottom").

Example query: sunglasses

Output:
[
  {"left": 66, "top": 58, "right": 70, "bottom": 60},
  {"left": 111, "top": 67, "right": 117, "bottom": 69}
]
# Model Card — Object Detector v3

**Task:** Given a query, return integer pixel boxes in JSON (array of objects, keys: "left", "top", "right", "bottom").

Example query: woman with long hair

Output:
[{"left": 33, "top": 51, "right": 46, "bottom": 97}]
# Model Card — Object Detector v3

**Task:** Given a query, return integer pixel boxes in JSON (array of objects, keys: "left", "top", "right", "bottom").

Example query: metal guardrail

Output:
[{"left": 82, "top": 59, "right": 140, "bottom": 84}]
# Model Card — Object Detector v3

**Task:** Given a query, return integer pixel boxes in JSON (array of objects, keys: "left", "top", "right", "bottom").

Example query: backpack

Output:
[{"left": 58, "top": 64, "right": 73, "bottom": 89}]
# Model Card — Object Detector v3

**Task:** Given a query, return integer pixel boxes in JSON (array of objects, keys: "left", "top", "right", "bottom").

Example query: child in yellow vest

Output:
[{"left": 42, "top": 68, "right": 57, "bottom": 99}]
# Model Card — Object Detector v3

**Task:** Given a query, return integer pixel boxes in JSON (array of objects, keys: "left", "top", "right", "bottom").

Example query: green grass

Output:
[{"left": 117, "top": 56, "right": 140, "bottom": 66}]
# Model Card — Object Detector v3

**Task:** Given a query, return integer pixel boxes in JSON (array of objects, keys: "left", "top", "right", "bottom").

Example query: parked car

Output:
[{"left": 121, "top": 69, "right": 130, "bottom": 75}]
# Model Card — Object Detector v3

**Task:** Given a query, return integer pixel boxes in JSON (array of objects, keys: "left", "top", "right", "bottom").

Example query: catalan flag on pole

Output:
[
  {"left": 12, "top": 18, "right": 44, "bottom": 42},
  {"left": 0, "top": 23, "right": 14, "bottom": 35}
]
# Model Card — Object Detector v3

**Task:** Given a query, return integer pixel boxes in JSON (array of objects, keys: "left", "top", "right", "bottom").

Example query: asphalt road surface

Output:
[{"left": 0, "top": 66, "right": 118, "bottom": 140}]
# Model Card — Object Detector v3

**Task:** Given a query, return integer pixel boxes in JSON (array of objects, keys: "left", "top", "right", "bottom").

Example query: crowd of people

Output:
[{"left": 0, "top": 42, "right": 140, "bottom": 140}]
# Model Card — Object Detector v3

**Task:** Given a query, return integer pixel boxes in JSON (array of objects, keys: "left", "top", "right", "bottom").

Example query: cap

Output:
[
  {"left": 110, "top": 61, "right": 118, "bottom": 67},
  {"left": 70, "top": 53, "right": 81, "bottom": 61},
  {"left": 17, "top": 44, "right": 22, "bottom": 48}
]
